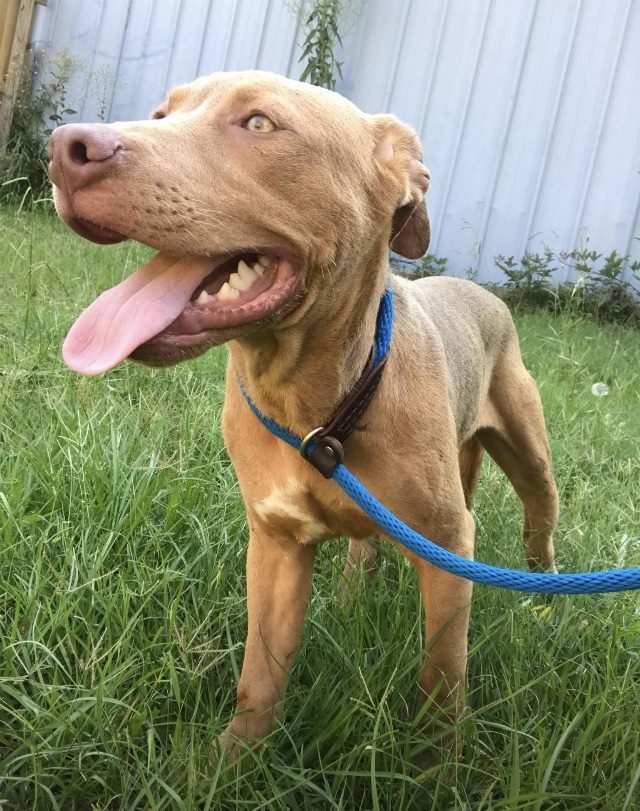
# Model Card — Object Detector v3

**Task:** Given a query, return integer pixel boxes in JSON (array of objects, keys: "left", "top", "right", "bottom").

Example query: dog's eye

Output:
[{"left": 244, "top": 114, "right": 276, "bottom": 133}]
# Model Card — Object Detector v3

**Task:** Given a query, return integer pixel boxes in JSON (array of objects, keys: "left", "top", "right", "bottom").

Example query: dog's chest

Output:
[
  {"left": 252, "top": 476, "right": 373, "bottom": 543},
  {"left": 253, "top": 479, "right": 330, "bottom": 542}
]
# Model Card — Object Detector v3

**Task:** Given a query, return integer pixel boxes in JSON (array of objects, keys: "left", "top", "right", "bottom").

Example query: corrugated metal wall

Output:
[
  {"left": 31, "top": 0, "right": 640, "bottom": 282},
  {"left": 30, "top": 0, "right": 304, "bottom": 122}
]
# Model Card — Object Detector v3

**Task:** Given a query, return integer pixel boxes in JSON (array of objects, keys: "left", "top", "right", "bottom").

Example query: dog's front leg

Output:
[
  {"left": 417, "top": 557, "right": 473, "bottom": 721},
  {"left": 216, "top": 525, "right": 316, "bottom": 760},
  {"left": 397, "top": 508, "right": 474, "bottom": 754}
]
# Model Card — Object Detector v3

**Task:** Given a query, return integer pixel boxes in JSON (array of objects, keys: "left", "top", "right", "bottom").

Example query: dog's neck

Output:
[{"left": 229, "top": 251, "right": 391, "bottom": 434}]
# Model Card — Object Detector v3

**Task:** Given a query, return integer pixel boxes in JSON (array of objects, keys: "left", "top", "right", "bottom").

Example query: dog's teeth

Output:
[
  {"left": 232, "top": 259, "right": 258, "bottom": 290},
  {"left": 218, "top": 257, "right": 271, "bottom": 300},
  {"left": 228, "top": 262, "right": 256, "bottom": 292},
  {"left": 257, "top": 254, "right": 276, "bottom": 269},
  {"left": 196, "top": 290, "right": 211, "bottom": 304},
  {"left": 217, "top": 281, "right": 240, "bottom": 300},
  {"left": 228, "top": 272, "right": 245, "bottom": 291},
  {"left": 238, "top": 259, "right": 255, "bottom": 277}
]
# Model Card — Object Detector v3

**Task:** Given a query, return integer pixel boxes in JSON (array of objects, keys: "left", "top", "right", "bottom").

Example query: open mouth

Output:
[
  {"left": 165, "top": 252, "right": 290, "bottom": 333},
  {"left": 62, "top": 249, "right": 301, "bottom": 375}
]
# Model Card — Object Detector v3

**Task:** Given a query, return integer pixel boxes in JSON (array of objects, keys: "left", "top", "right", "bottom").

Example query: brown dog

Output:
[{"left": 49, "top": 70, "right": 559, "bottom": 759}]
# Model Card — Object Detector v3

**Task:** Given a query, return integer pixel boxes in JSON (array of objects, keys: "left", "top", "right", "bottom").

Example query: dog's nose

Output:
[{"left": 49, "top": 124, "right": 123, "bottom": 192}]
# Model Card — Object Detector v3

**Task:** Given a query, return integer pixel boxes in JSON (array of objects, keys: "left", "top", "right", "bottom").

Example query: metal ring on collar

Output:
[{"left": 299, "top": 426, "right": 325, "bottom": 459}]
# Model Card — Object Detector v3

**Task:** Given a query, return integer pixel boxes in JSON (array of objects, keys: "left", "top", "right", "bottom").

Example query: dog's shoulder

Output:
[{"left": 394, "top": 274, "right": 515, "bottom": 350}]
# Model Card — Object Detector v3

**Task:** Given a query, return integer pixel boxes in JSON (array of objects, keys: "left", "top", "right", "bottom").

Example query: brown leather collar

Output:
[{"left": 301, "top": 349, "right": 389, "bottom": 477}]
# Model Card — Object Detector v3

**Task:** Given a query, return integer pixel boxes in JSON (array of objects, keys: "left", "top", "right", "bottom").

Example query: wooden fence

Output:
[{"left": 0, "top": 0, "right": 47, "bottom": 154}]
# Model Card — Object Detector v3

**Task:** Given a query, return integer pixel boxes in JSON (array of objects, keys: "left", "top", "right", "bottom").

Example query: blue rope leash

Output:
[{"left": 240, "top": 289, "right": 640, "bottom": 594}]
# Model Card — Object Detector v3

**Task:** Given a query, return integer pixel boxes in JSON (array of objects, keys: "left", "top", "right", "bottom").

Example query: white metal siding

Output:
[
  {"left": 31, "top": 0, "right": 640, "bottom": 281},
  {"left": 30, "top": 0, "right": 303, "bottom": 122}
]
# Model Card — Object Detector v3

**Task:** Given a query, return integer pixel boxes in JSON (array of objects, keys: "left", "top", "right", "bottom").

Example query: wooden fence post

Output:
[{"left": 0, "top": 0, "right": 47, "bottom": 155}]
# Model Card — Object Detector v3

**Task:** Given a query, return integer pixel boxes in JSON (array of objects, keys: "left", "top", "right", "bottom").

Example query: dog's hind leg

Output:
[
  {"left": 458, "top": 435, "right": 484, "bottom": 508},
  {"left": 478, "top": 344, "right": 559, "bottom": 572},
  {"left": 340, "top": 538, "right": 378, "bottom": 595}
]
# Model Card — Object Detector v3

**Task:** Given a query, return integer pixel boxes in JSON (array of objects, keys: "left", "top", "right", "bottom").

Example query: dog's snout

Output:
[{"left": 49, "top": 124, "right": 123, "bottom": 192}]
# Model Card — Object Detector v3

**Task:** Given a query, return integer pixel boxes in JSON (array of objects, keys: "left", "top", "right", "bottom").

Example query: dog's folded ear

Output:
[{"left": 372, "top": 114, "right": 431, "bottom": 259}]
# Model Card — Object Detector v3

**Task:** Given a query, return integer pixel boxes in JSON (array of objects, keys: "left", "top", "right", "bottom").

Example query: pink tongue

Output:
[{"left": 62, "top": 254, "right": 213, "bottom": 375}]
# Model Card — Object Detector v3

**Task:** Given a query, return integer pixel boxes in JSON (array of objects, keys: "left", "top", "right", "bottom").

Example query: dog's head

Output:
[{"left": 49, "top": 71, "right": 430, "bottom": 374}]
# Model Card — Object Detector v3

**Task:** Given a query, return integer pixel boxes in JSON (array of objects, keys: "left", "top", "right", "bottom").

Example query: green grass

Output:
[{"left": 1, "top": 205, "right": 639, "bottom": 810}]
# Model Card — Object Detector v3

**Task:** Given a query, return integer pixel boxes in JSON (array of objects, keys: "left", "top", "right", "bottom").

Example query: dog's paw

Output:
[
  {"left": 212, "top": 721, "right": 273, "bottom": 768},
  {"left": 211, "top": 727, "right": 251, "bottom": 767}
]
